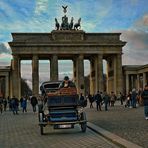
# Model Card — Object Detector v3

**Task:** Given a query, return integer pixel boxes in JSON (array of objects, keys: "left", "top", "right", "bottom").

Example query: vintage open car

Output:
[{"left": 39, "top": 79, "right": 87, "bottom": 135}]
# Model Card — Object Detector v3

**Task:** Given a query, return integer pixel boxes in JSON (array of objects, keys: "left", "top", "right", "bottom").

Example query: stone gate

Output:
[{"left": 7, "top": 30, "right": 126, "bottom": 98}]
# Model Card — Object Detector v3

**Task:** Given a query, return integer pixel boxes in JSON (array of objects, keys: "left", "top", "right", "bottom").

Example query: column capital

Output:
[
  {"left": 13, "top": 54, "right": 19, "bottom": 58},
  {"left": 13, "top": 54, "right": 20, "bottom": 61},
  {"left": 78, "top": 54, "right": 84, "bottom": 59},
  {"left": 97, "top": 53, "right": 103, "bottom": 56},
  {"left": 32, "top": 54, "right": 38, "bottom": 59}
]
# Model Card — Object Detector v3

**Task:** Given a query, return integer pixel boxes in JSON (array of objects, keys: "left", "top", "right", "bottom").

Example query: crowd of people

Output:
[
  {"left": 85, "top": 84, "right": 148, "bottom": 120},
  {"left": 0, "top": 95, "right": 44, "bottom": 115},
  {"left": 0, "top": 84, "right": 148, "bottom": 120},
  {"left": 86, "top": 91, "right": 118, "bottom": 111}
]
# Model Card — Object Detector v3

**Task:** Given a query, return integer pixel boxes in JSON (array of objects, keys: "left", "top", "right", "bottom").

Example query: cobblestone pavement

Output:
[
  {"left": 0, "top": 104, "right": 119, "bottom": 148},
  {"left": 86, "top": 101, "right": 148, "bottom": 148}
]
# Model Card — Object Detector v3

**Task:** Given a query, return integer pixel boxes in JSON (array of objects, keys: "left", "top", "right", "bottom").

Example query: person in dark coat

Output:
[
  {"left": 103, "top": 92, "right": 110, "bottom": 111},
  {"left": 20, "top": 96, "right": 23, "bottom": 108},
  {"left": 95, "top": 91, "right": 102, "bottom": 111},
  {"left": 141, "top": 84, "right": 148, "bottom": 120},
  {"left": 11, "top": 96, "right": 19, "bottom": 115},
  {"left": 3, "top": 98, "right": 7, "bottom": 111},
  {"left": 88, "top": 93, "right": 94, "bottom": 108},
  {"left": 0, "top": 97, "right": 3, "bottom": 113},
  {"left": 30, "top": 95, "right": 38, "bottom": 113},
  {"left": 119, "top": 92, "right": 124, "bottom": 105},
  {"left": 131, "top": 88, "right": 137, "bottom": 108},
  {"left": 79, "top": 93, "right": 87, "bottom": 107},
  {"left": 22, "top": 96, "right": 27, "bottom": 113}
]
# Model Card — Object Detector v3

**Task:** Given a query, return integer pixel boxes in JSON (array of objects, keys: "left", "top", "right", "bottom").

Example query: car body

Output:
[{"left": 39, "top": 80, "right": 87, "bottom": 135}]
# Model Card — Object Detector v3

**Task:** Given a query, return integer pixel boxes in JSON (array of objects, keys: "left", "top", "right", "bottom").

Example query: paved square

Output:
[{"left": 0, "top": 104, "right": 119, "bottom": 148}]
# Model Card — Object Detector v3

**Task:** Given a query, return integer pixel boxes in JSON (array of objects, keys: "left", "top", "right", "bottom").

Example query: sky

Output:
[{"left": 0, "top": 0, "right": 148, "bottom": 84}]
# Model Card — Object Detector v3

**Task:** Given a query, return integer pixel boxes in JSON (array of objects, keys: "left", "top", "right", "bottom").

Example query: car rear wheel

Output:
[{"left": 80, "top": 112, "right": 87, "bottom": 132}]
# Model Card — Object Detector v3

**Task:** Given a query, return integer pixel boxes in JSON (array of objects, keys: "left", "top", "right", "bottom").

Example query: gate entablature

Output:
[{"left": 9, "top": 31, "right": 124, "bottom": 43}]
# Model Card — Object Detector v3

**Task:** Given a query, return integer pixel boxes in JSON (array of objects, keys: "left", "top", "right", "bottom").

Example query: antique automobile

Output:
[{"left": 39, "top": 76, "right": 87, "bottom": 135}]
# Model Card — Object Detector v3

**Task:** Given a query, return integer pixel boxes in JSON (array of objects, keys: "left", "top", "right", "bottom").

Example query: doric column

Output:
[
  {"left": 10, "top": 60, "right": 13, "bottom": 98},
  {"left": 90, "top": 57, "right": 95, "bottom": 95},
  {"left": 137, "top": 74, "right": 140, "bottom": 90},
  {"left": 50, "top": 54, "right": 58, "bottom": 81},
  {"left": 143, "top": 72, "right": 146, "bottom": 89},
  {"left": 73, "top": 59, "right": 76, "bottom": 83},
  {"left": 5, "top": 75, "right": 9, "bottom": 98},
  {"left": 12, "top": 55, "right": 21, "bottom": 99},
  {"left": 94, "top": 54, "right": 103, "bottom": 93},
  {"left": 32, "top": 54, "right": 39, "bottom": 96},
  {"left": 106, "top": 60, "right": 109, "bottom": 93},
  {"left": 113, "top": 56, "right": 117, "bottom": 93},
  {"left": 76, "top": 54, "right": 84, "bottom": 94},
  {"left": 131, "top": 75, "right": 134, "bottom": 89},
  {"left": 126, "top": 74, "right": 129, "bottom": 94},
  {"left": 116, "top": 53, "right": 123, "bottom": 95}
]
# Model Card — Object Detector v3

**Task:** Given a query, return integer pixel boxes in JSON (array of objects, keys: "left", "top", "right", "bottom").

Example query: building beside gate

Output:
[{"left": 123, "top": 65, "right": 148, "bottom": 94}]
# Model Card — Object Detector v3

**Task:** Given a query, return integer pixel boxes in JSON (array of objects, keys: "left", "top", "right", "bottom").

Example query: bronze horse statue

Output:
[
  {"left": 74, "top": 18, "right": 81, "bottom": 30},
  {"left": 55, "top": 18, "right": 60, "bottom": 30},
  {"left": 69, "top": 17, "right": 74, "bottom": 30}
]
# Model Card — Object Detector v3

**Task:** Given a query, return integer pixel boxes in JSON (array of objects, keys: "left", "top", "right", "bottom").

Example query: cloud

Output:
[
  {"left": 133, "top": 14, "right": 148, "bottom": 32},
  {"left": 0, "top": 43, "right": 11, "bottom": 54},
  {"left": 119, "top": 13, "right": 148, "bottom": 65},
  {"left": 0, "top": 42, "right": 11, "bottom": 66},
  {"left": 35, "top": 0, "right": 49, "bottom": 15},
  {"left": 121, "top": 30, "right": 148, "bottom": 65}
]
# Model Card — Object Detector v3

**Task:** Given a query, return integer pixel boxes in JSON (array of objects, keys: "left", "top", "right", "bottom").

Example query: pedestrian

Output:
[
  {"left": 119, "top": 92, "right": 124, "bottom": 105},
  {"left": 0, "top": 97, "right": 3, "bottom": 114},
  {"left": 110, "top": 92, "right": 116, "bottom": 107},
  {"left": 38, "top": 95, "right": 43, "bottom": 113},
  {"left": 11, "top": 96, "right": 19, "bottom": 115},
  {"left": 3, "top": 98, "right": 7, "bottom": 111},
  {"left": 141, "top": 84, "right": 148, "bottom": 120},
  {"left": 137, "top": 88, "right": 143, "bottom": 106},
  {"left": 30, "top": 95, "right": 38, "bottom": 113},
  {"left": 131, "top": 88, "right": 137, "bottom": 108},
  {"left": 88, "top": 93, "right": 94, "bottom": 108},
  {"left": 79, "top": 93, "right": 87, "bottom": 107},
  {"left": 103, "top": 92, "right": 110, "bottom": 111},
  {"left": 22, "top": 96, "right": 27, "bottom": 113},
  {"left": 125, "top": 91, "right": 131, "bottom": 108},
  {"left": 95, "top": 91, "right": 102, "bottom": 111},
  {"left": 20, "top": 96, "right": 23, "bottom": 109}
]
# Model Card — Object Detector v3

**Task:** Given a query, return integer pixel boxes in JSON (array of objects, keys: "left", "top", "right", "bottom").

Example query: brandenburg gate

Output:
[
  {"left": 8, "top": 30, "right": 125, "bottom": 98},
  {"left": 7, "top": 6, "right": 126, "bottom": 99}
]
